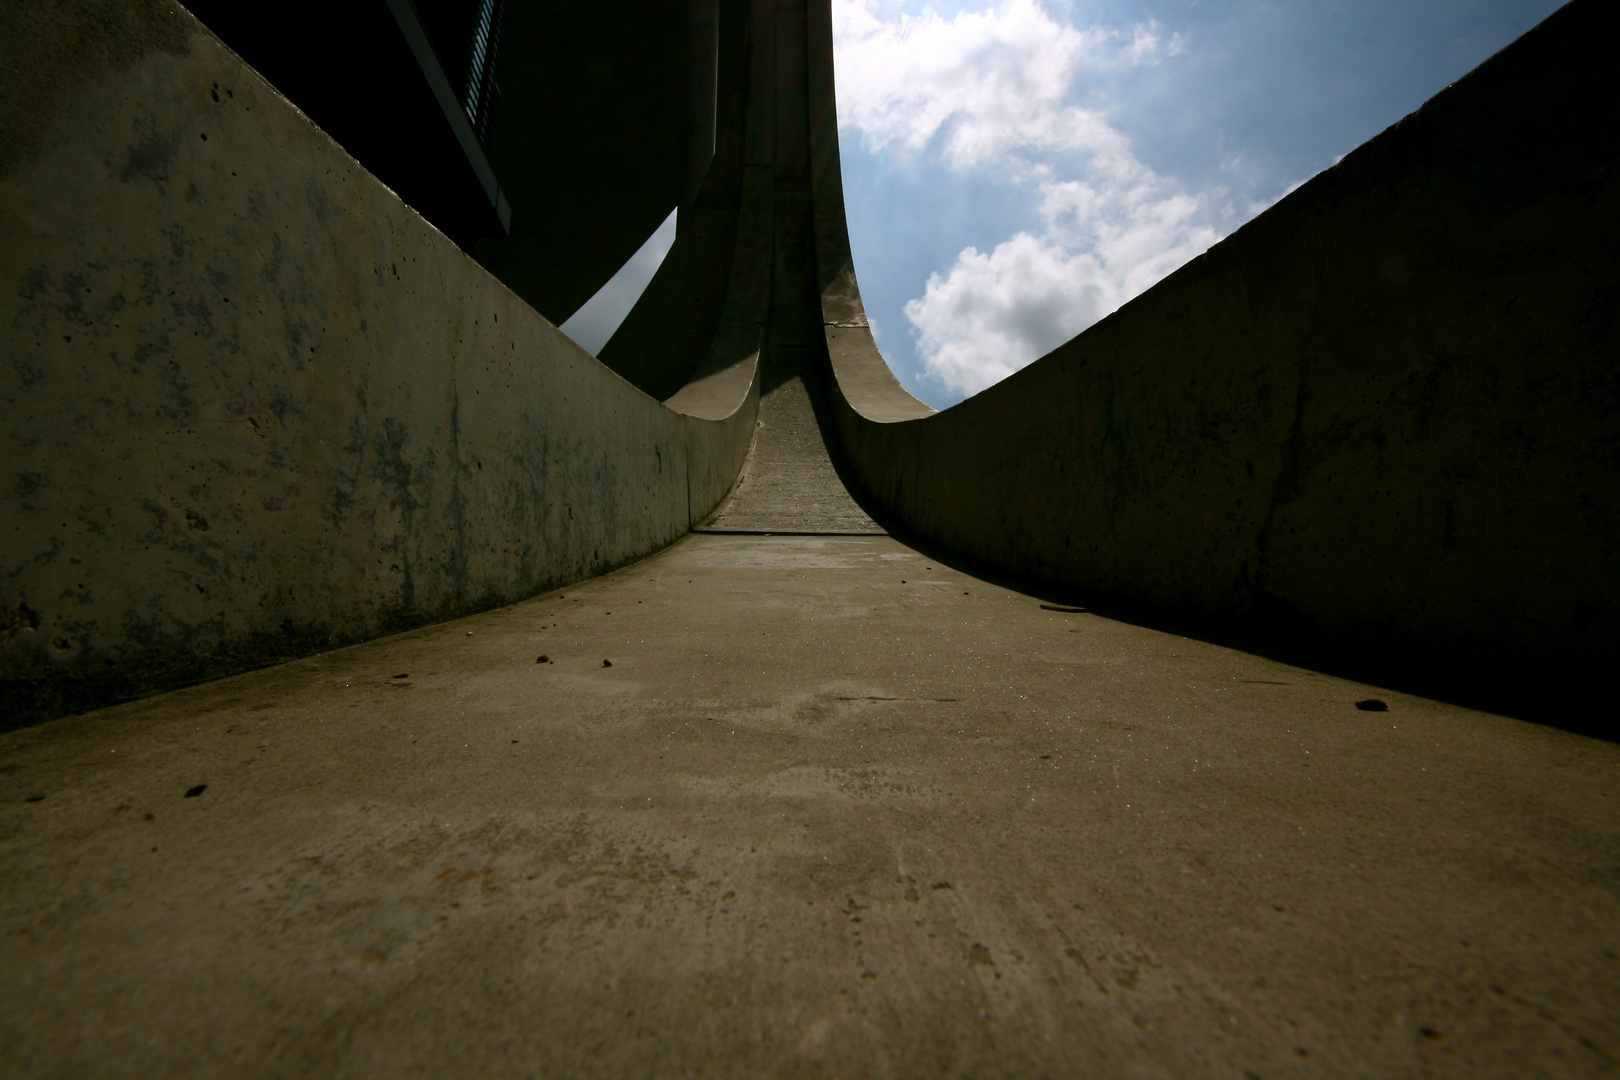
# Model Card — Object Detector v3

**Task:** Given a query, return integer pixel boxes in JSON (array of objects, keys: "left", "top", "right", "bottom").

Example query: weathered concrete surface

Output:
[
  {"left": 813, "top": 0, "right": 1620, "bottom": 704},
  {"left": 2, "top": 532, "right": 1616, "bottom": 1078},
  {"left": 0, "top": 1, "right": 757, "bottom": 729},
  {"left": 702, "top": 369, "right": 883, "bottom": 533}
]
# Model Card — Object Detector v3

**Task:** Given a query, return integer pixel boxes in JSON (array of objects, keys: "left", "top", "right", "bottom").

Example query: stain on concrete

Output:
[
  {"left": 119, "top": 121, "right": 181, "bottom": 188},
  {"left": 4, "top": 532, "right": 1615, "bottom": 1076},
  {"left": 0, "top": 2, "right": 757, "bottom": 729},
  {"left": 0, "top": 0, "right": 191, "bottom": 181}
]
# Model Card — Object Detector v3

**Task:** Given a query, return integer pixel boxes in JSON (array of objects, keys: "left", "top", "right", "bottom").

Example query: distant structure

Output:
[{"left": 2, "top": 0, "right": 1616, "bottom": 730}]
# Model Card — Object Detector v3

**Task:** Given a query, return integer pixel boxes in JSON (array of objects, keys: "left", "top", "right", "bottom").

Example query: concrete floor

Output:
[
  {"left": 3, "top": 530, "right": 1617, "bottom": 1078},
  {"left": 701, "top": 373, "right": 884, "bottom": 535}
]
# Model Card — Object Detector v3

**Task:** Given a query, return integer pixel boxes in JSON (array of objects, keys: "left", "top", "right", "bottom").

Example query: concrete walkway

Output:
[
  {"left": 701, "top": 371, "right": 883, "bottom": 535},
  {"left": 3, "top": 529, "right": 1617, "bottom": 1078}
]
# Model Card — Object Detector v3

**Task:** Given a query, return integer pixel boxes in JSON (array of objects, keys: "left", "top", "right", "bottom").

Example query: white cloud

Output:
[
  {"left": 902, "top": 232, "right": 1107, "bottom": 395},
  {"left": 834, "top": 0, "right": 1172, "bottom": 171},
  {"left": 906, "top": 176, "right": 1220, "bottom": 396},
  {"left": 834, "top": 0, "right": 1230, "bottom": 399}
]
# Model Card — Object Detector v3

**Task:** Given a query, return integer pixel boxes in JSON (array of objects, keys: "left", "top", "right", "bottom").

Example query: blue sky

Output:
[
  {"left": 833, "top": 0, "right": 1567, "bottom": 408},
  {"left": 559, "top": 208, "right": 679, "bottom": 356}
]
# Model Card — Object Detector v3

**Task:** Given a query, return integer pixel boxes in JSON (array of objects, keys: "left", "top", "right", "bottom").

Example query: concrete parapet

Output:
[
  {"left": 814, "top": 0, "right": 1619, "bottom": 687},
  {"left": 0, "top": 0, "right": 758, "bottom": 728}
]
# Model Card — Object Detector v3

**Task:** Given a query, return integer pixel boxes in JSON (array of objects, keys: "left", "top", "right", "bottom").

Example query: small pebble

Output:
[
  {"left": 184, "top": 784, "right": 207, "bottom": 798},
  {"left": 24, "top": 793, "right": 45, "bottom": 803},
  {"left": 1355, "top": 698, "right": 1388, "bottom": 712},
  {"left": 602, "top": 659, "right": 613, "bottom": 668},
  {"left": 393, "top": 673, "right": 408, "bottom": 679},
  {"left": 537, "top": 654, "right": 549, "bottom": 664}
]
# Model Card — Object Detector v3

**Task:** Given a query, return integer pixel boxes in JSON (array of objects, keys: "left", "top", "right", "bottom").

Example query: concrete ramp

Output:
[
  {"left": 700, "top": 359, "right": 883, "bottom": 535},
  {"left": 2, "top": 1, "right": 1619, "bottom": 1075},
  {"left": 4, "top": 529, "right": 1617, "bottom": 1078}
]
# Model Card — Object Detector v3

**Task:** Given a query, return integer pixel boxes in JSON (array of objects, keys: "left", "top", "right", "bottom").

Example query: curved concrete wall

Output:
[
  {"left": 472, "top": 0, "right": 722, "bottom": 322},
  {"left": 597, "top": 0, "right": 757, "bottom": 403},
  {"left": 813, "top": 0, "right": 1619, "bottom": 673},
  {"left": 0, "top": 0, "right": 757, "bottom": 728}
]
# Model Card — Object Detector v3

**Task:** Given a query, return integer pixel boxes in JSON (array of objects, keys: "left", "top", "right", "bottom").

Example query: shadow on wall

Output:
[{"left": 809, "top": 0, "right": 1620, "bottom": 739}]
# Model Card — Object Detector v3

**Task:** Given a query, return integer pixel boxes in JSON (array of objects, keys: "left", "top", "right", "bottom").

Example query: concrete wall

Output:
[
  {"left": 813, "top": 0, "right": 1620, "bottom": 677},
  {"left": 472, "top": 0, "right": 721, "bottom": 323},
  {"left": 597, "top": 0, "right": 754, "bottom": 402},
  {"left": 0, "top": 0, "right": 757, "bottom": 729}
]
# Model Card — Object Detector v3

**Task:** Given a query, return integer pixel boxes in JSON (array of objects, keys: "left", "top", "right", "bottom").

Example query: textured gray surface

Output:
[
  {"left": 0, "top": 1, "right": 755, "bottom": 728},
  {"left": 701, "top": 374, "right": 883, "bottom": 534},
  {"left": 4, "top": 3, "right": 1616, "bottom": 1074},
  {"left": 2, "top": 532, "right": 1615, "bottom": 1078}
]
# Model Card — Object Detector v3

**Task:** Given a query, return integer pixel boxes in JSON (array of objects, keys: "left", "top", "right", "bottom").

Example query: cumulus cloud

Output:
[
  {"left": 834, "top": 0, "right": 1118, "bottom": 170},
  {"left": 901, "top": 232, "right": 1106, "bottom": 394},
  {"left": 907, "top": 176, "right": 1221, "bottom": 395},
  {"left": 834, "top": 0, "right": 1227, "bottom": 398}
]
